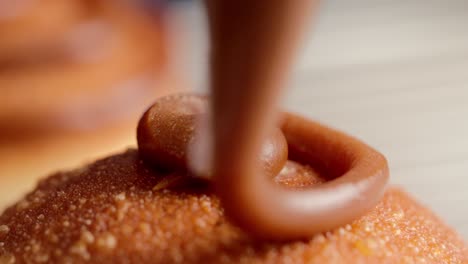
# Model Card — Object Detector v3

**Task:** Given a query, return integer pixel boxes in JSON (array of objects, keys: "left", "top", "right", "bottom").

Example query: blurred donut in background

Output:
[
  {"left": 0, "top": 0, "right": 84, "bottom": 62},
  {"left": 1, "top": 1, "right": 168, "bottom": 136},
  {"left": 0, "top": 0, "right": 180, "bottom": 211}
]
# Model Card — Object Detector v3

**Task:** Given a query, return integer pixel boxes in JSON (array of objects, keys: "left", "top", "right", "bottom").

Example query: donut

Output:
[
  {"left": 0, "top": 94, "right": 466, "bottom": 262},
  {"left": 0, "top": 151, "right": 466, "bottom": 263}
]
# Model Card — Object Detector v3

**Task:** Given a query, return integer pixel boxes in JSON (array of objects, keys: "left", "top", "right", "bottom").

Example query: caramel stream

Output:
[{"left": 139, "top": 0, "right": 389, "bottom": 240}]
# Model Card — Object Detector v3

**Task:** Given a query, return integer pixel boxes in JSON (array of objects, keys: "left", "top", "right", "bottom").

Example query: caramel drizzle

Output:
[
  {"left": 137, "top": 94, "right": 389, "bottom": 240},
  {"left": 139, "top": 0, "right": 388, "bottom": 240}
]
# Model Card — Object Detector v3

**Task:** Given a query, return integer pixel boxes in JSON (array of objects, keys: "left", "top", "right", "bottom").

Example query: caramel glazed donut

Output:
[
  {"left": 0, "top": 94, "right": 466, "bottom": 263},
  {"left": 0, "top": 0, "right": 171, "bottom": 139}
]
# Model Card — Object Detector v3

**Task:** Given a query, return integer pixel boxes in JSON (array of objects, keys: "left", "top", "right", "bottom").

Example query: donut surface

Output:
[{"left": 0, "top": 150, "right": 466, "bottom": 263}]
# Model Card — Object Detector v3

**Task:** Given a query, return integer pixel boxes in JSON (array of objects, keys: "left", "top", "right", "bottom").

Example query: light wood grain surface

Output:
[{"left": 179, "top": 0, "right": 468, "bottom": 239}]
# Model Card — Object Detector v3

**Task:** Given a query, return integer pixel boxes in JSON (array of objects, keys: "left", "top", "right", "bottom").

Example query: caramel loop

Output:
[{"left": 137, "top": 94, "right": 389, "bottom": 240}]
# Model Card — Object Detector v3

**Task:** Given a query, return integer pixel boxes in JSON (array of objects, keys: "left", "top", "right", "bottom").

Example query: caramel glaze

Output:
[{"left": 137, "top": 94, "right": 389, "bottom": 240}]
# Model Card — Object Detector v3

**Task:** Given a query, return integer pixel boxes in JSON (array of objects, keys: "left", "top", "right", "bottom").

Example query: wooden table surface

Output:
[{"left": 180, "top": 0, "right": 468, "bottom": 239}]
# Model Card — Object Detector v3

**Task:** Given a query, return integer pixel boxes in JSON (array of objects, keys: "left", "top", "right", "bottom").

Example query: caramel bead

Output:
[{"left": 137, "top": 94, "right": 288, "bottom": 178}]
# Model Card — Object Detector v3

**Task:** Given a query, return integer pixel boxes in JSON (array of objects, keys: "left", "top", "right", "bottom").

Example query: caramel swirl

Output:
[{"left": 137, "top": 94, "right": 389, "bottom": 240}]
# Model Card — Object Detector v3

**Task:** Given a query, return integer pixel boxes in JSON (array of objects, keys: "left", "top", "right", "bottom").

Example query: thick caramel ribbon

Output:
[{"left": 138, "top": 94, "right": 389, "bottom": 240}]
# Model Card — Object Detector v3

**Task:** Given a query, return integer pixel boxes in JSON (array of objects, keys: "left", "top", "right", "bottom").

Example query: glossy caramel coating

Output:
[
  {"left": 0, "top": 150, "right": 466, "bottom": 263},
  {"left": 137, "top": 94, "right": 288, "bottom": 178}
]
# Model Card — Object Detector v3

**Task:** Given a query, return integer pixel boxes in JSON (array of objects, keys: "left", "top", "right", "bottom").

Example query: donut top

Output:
[{"left": 0, "top": 150, "right": 465, "bottom": 262}]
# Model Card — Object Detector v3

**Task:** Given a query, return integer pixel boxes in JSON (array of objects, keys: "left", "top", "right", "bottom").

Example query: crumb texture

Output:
[{"left": 0, "top": 150, "right": 467, "bottom": 263}]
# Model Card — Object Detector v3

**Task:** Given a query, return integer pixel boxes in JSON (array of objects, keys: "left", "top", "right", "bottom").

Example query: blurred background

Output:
[{"left": 0, "top": 0, "right": 467, "bottom": 240}]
